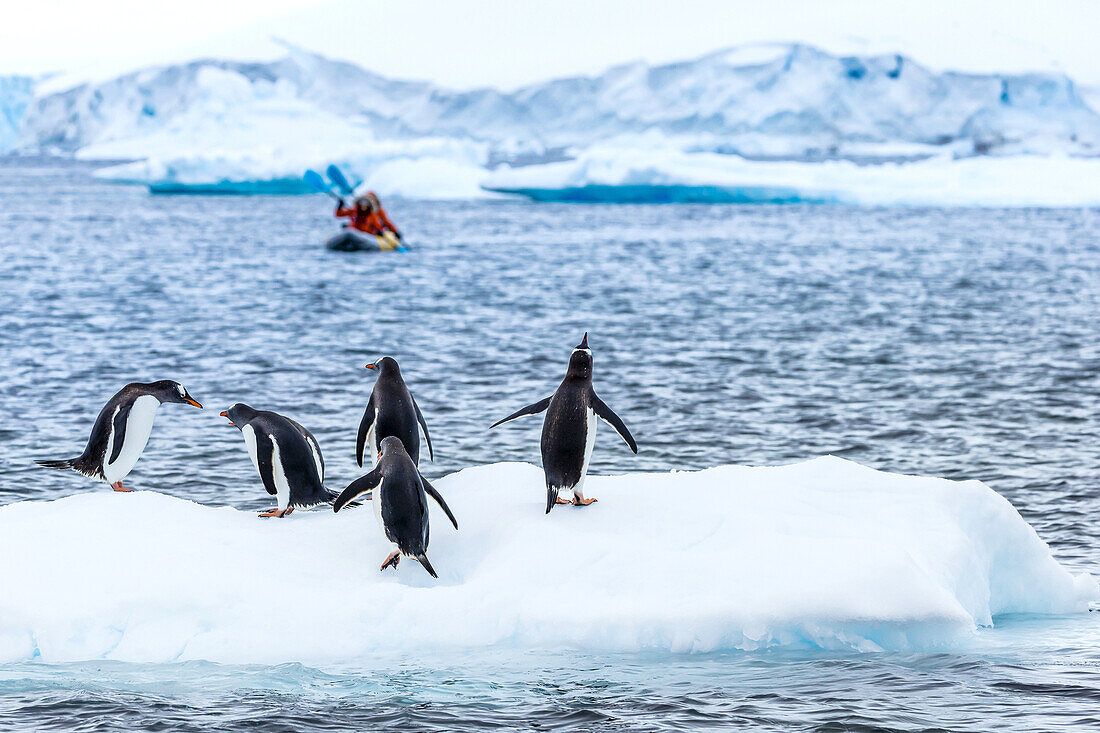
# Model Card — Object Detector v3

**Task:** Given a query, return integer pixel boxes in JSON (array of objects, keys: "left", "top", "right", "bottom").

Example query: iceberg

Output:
[
  {"left": 0, "top": 457, "right": 1092, "bottom": 665},
  {"left": 0, "top": 75, "right": 34, "bottom": 152},
  {"left": 483, "top": 148, "right": 1100, "bottom": 206},
  {"left": 3, "top": 43, "right": 1099, "bottom": 202}
]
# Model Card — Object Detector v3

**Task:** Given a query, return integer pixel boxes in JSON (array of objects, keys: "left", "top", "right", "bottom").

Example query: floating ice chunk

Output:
[
  {"left": 0, "top": 457, "right": 1091, "bottom": 664},
  {"left": 483, "top": 148, "right": 1100, "bottom": 206}
]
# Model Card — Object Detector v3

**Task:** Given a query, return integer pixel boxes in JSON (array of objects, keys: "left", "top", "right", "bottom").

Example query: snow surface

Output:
[
  {"left": 0, "top": 457, "right": 1093, "bottom": 665},
  {"left": 5, "top": 43, "right": 1100, "bottom": 203}
]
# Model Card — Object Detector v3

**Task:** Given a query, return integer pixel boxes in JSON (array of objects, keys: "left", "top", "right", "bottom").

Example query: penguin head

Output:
[
  {"left": 219, "top": 403, "right": 256, "bottom": 429},
  {"left": 365, "top": 356, "right": 400, "bottom": 376},
  {"left": 377, "top": 435, "right": 407, "bottom": 460},
  {"left": 566, "top": 332, "right": 593, "bottom": 379},
  {"left": 150, "top": 380, "right": 202, "bottom": 408}
]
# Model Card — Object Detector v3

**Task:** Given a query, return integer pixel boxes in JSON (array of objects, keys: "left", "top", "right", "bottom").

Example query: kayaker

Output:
[
  {"left": 335, "top": 193, "right": 402, "bottom": 250},
  {"left": 366, "top": 192, "right": 401, "bottom": 241}
]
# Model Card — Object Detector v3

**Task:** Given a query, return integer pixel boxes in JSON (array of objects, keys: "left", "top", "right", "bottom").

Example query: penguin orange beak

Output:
[
  {"left": 185, "top": 397, "right": 202, "bottom": 408},
  {"left": 365, "top": 363, "right": 377, "bottom": 370},
  {"left": 220, "top": 411, "right": 235, "bottom": 426}
]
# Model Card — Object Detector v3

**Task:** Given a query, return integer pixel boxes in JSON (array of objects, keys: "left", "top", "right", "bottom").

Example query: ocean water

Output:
[{"left": 1, "top": 160, "right": 1099, "bottom": 730}]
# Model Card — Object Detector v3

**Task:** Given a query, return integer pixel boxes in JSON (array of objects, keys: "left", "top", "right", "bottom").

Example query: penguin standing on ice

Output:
[
  {"left": 334, "top": 436, "right": 458, "bottom": 578},
  {"left": 357, "top": 356, "right": 434, "bottom": 467},
  {"left": 36, "top": 380, "right": 203, "bottom": 491},
  {"left": 491, "top": 333, "right": 637, "bottom": 513},
  {"left": 221, "top": 404, "right": 331, "bottom": 518}
]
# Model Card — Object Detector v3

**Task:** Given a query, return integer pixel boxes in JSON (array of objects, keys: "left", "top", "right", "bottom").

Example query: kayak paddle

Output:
[
  {"left": 326, "top": 164, "right": 356, "bottom": 196},
  {"left": 304, "top": 169, "right": 342, "bottom": 201}
]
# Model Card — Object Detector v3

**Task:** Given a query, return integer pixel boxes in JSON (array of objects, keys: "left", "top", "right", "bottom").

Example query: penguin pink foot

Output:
[
  {"left": 555, "top": 496, "right": 571, "bottom": 505},
  {"left": 259, "top": 506, "right": 293, "bottom": 518},
  {"left": 381, "top": 551, "right": 401, "bottom": 572},
  {"left": 572, "top": 495, "right": 597, "bottom": 506},
  {"left": 111, "top": 481, "right": 132, "bottom": 492}
]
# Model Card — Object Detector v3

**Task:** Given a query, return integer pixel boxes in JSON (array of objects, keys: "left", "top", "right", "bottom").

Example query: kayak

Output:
[
  {"left": 324, "top": 229, "right": 406, "bottom": 252},
  {"left": 325, "top": 230, "right": 383, "bottom": 252}
]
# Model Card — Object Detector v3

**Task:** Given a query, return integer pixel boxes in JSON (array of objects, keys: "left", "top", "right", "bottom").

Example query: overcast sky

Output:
[{"left": 3, "top": 0, "right": 1099, "bottom": 89}]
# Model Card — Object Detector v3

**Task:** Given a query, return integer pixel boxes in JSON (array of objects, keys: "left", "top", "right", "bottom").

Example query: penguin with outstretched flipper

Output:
[
  {"left": 334, "top": 436, "right": 457, "bottom": 578},
  {"left": 491, "top": 333, "right": 637, "bottom": 513}
]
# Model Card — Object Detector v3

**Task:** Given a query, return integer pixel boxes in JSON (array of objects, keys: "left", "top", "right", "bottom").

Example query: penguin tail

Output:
[
  {"left": 35, "top": 458, "right": 78, "bottom": 471},
  {"left": 545, "top": 487, "right": 560, "bottom": 515},
  {"left": 415, "top": 554, "right": 438, "bottom": 579},
  {"left": 325, "top": 488, "right": 363, "bottom": 508},
  {"left": 36, "top": 455, "right": 100, "bottom": 480}
]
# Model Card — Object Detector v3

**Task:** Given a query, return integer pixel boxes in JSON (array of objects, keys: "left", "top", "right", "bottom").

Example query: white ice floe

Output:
[
  {"left": 482, "top": 148, "right": 1100, "bottom": 206},
  {"left": 0, "top": 457, "right": 1093, "bottom": 665}
]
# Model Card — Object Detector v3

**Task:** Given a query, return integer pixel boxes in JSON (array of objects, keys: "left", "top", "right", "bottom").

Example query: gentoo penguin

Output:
[
  {"left": 491, "top": 333, "right": 637, "bottom": 513},
  {"left": 334, "top": 436, "right": 457, "bottom": 578},
  {"left": 221, "top": 403, "right": 331, "bottom": 518},
  {"left": 36, "top": 380, "right": 202, "bottom": 491},
  {"left": 357, "top": 356, "right": 434, "bottom": 467}
]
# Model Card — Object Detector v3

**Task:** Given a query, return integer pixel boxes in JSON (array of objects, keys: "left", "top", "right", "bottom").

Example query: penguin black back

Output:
[
  {"left": 540, "top": 334, "right": 597, "bottom": 504},
  {"left": 490, "top": 333, "right": 637, "bottom": 513},
  {"left": 335, "top": 436, "right": 458, "bottom": 578},
  {"left": 222, "top": 403, "right": 330, "bottom": 512},
  {"left": 378, "top": 441, "right": 431, "bottom": 558}
]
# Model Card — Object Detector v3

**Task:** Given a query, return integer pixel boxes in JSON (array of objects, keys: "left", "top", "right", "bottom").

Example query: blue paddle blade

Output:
[
  {"left": 326, "top": 165, "right": 355, "bottom": 195},
  {"left": 303, "top": 169, "right": 330, "bottom": 192}
]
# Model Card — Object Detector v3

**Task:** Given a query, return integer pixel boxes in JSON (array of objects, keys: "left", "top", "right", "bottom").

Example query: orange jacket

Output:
[{"left": 335, "top": 205, "right": 399, "bottom": 235}]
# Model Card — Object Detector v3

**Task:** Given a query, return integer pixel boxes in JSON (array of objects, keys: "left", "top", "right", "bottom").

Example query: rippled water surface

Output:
[{"left": 1, "top": 161, "right": 1099, "bottom": 730}]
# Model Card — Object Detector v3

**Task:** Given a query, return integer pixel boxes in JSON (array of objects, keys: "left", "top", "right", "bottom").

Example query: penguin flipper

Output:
[
  {"left": 489, "top": 396, "right": 552, "bottom": 429},
  {"left": 419, "top": 473, "right": 458, "bottom": 529},
  {"left": 356, "top": 396, "right": 375, "bottom": 468},
  {"left": 334, "top": 468, "right": 382, "bottom": 512},
  {"left": 412, "top": 396, "right": 434, "bottom": 462},
  {"left": 256, "top": 436, "right": 278, "bottom": 496},
  {"left": 287, "top": 418, "right": 324, "bottom": 483},
  {"left": 107, "top": 400, "right": 135, "bottom": 465},
  {"left": 592, "top": 394, "right": 638, "bottom": 453}
]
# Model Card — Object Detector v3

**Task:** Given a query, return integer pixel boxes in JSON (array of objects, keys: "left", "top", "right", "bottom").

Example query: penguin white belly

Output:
[
  {"left": 269, "top": 436, "right": 291, "bottom": 512},
  {"left": 102, "top": 396, "right": 159, "bottom": 483},
  {"left": 372, "top": 476, "right": 386, "bottom": 531},
  {"left": 367, "top": 413, "right": 379, "bottom": 466},
  {"left": 242, "top": 425, "right": 260, "bottom": 472},
  {"left": 572, "top": 408, "right": 598, "bottom": 497}
]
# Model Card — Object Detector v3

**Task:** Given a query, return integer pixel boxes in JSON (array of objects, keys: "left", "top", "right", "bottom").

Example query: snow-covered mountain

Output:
[{"left": 5, "top": 42, "right": 1100, "bottom": 203}]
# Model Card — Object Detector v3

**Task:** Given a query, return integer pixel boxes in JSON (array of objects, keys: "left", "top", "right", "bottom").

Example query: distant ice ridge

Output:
[
  {"left": 0, "top": 457, "right": 1093, "bottom": 665},
  {"left": 4, "top": 43, "right": 1100, "bottom": 202}
]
